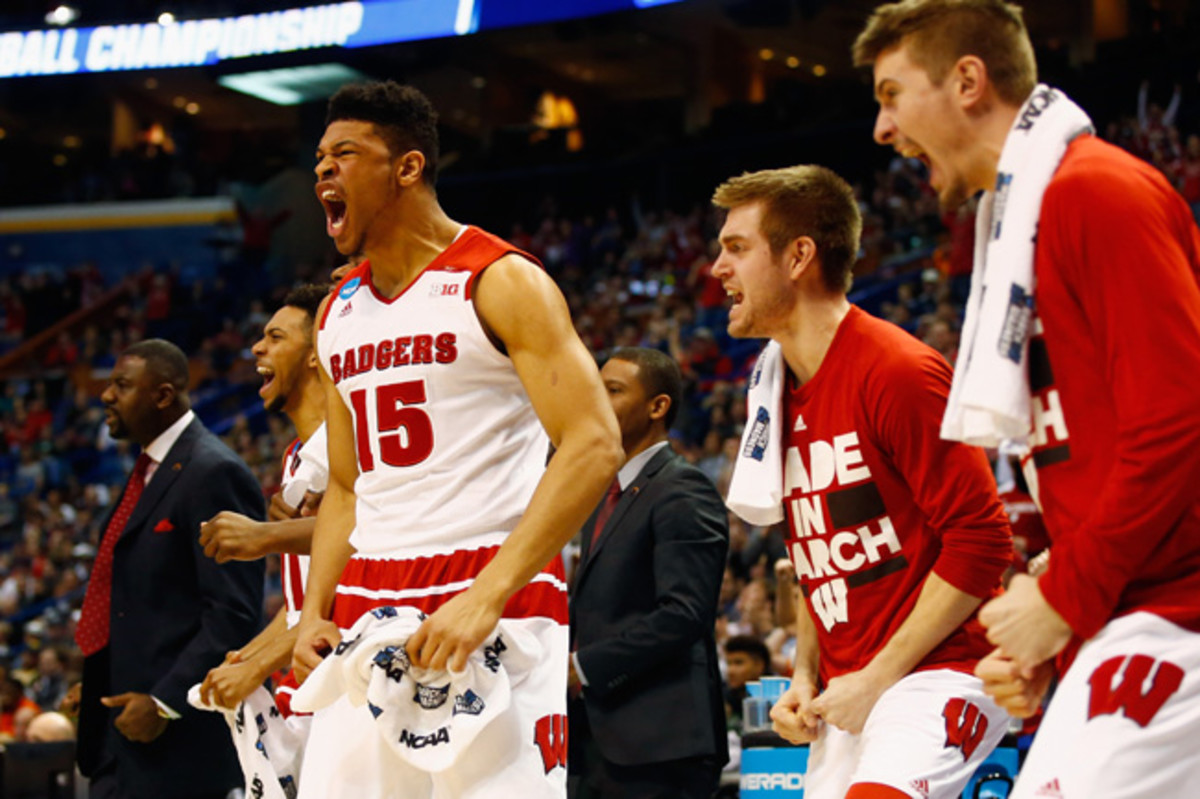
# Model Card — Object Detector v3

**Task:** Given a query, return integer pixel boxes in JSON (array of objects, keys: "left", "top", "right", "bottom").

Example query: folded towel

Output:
[{"left": 727, "top": 341, "right": 786, "bottom": 526}]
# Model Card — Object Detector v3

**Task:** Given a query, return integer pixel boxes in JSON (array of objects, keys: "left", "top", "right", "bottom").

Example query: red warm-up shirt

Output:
[
  {"left": 1030, "top": 135, "right": 1200, "bottom": 640},
  {"left": 782, "top": 307, "right": 1012, "bottom": 685}
]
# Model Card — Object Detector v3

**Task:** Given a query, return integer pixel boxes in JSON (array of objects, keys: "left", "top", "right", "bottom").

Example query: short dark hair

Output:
[
  {"left": 852, "top": 0, "right": 1036, "bottom": 107},
  {"left": 725, "top": 635, "right": 771, "bottom": 668},
  {"left": 326, "top": 81, "right": 440, "bottom": 186},
  {"left": 608, "top": 347, "right": 684, "bottom": 429},
  {"left": 282, "top": 283, "right": 329, "bottom": 326},
  {"left": 712, "top": 165, "right": 862, "bottom": 294},
  {"left": 123, "top": 339, "right": 189, "bottom": 394}
]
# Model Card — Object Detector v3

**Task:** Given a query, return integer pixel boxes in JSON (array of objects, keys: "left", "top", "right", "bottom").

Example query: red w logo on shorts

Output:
[
  {"left": 1087, "top": 654, "right": 1183, "bottom": 728},
  {"left": 943, "top": 698, "right": 988, "bottom": 761},
  {"left": 533, "top": 713, "right": 568, "bottom": 773}
]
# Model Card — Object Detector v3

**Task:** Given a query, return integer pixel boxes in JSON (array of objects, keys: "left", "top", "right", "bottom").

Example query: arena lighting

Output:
[
  {"left": 218, "top": 63, "right": 368, "bottom": 105},
  {"left": 1, "top": 0, "right": 686, "bottom": 79},
  {"left": 44, "top": 5, "right": 79, "bottom": 27}
]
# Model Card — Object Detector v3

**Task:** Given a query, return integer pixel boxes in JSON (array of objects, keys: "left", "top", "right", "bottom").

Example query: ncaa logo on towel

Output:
[
  {"left": 414, "top": 682, "right": 450, "bottom": 710},
  {"left": 743, "top": 407, "right": 770, "bottom": 462},
  {"left": 454, "top": 689, "right": 486, "bottom": 716},
  {"left": 335, "top": 633, "right": 362, "bottom": 656},
  {"left": 749, "top": 351, "right": 766, "bottom": 389},
  {"left": 483, "top": 634, "right": 508, "bottom": 673},
  {"left": 339, "top": 276, "right": 362, "bottom": 299}
]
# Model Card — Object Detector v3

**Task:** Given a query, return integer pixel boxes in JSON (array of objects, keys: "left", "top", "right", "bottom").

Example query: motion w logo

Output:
[
  {"left": 533, "top": 713, "right": 568, "bottom": 773},
  {"left": 943, "top": 698, "right": 988, "bottom": 761},
  {"left": 1088, "top": 654, "right": 1183, "bottom": 728}
]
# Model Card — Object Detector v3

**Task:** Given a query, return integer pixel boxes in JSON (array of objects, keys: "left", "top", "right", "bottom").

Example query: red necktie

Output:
[
  {"left": 76, "top": 453, "right": 151, "bottom": 656},
  {"left": 590, "top": 479, "right": 622, "bottom": 547}
]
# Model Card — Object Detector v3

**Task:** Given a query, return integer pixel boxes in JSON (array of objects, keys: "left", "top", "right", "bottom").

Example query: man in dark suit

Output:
[
  {"left": 76, "top": 339, "right": 264, "bottom": 799},
  {"left": 569, "top": 347, "right": 730, "bottom": 799}
]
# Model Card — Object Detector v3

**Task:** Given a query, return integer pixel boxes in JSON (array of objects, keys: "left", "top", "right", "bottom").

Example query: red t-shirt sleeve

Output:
[
  {"left": 1035, "top": 160, "right": 1200, "bottom": 638},
  {"left": 872, "top": 349, "right": 1013, "bottom": 598}
]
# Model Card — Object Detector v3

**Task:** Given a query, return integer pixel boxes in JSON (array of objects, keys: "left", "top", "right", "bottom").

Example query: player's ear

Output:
[
  {"left": 953, "top": 55, "right": 988, "bottom": 111},
  {"left": 395, "top": 151, "right": 426, "bottom": 188},
  {"left": 788, "top": 236, "right": 818, "bottom": 282}
]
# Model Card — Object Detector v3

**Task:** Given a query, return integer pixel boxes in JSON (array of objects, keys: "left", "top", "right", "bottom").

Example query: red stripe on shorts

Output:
[{"left": 331, "top": 546, "right": 567, "bottom": 629}]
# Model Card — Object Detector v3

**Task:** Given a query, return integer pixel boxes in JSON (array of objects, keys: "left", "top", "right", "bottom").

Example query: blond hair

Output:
[
  {"left": 712, "top": 165, "right": 861, "bottom": 294},
  {"left": 853, "top": 0, "right": 1036, "bottom": 106}
]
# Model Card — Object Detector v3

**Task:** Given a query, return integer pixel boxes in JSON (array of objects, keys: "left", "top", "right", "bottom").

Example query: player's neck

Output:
[
  {"left": 287, "top": 379, "right": 327, "bottom": 443},
  {"left": 776, "top": 294, "right": 850, "bottom": 386},
  {"left": 967, "top": 101, "right": 1022, "bottom": 196},
  {"left": 366, "top": 198, "right": 463, "bottom": 298}
]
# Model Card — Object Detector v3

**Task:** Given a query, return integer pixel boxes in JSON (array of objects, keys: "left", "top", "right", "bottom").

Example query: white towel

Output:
[
  {"left": 187, "top": 684, "right": 310, "bottom": 799},
  {"left": 290, "top": 605, "right": 540, "bottom": 774},
  {"left": 726, "top": 341, "right": 786, "bottom": 526},
  {"left": 941, "top": 84, "right": 1093, "bottom": 448}
]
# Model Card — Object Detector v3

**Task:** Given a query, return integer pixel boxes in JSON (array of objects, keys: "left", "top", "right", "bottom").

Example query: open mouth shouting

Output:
[
  {"left": 318, "top": 186, "right": 347, "bottom": 238},
  {"left": 256, "top": 362, "right": 276, "bottom": 400}
]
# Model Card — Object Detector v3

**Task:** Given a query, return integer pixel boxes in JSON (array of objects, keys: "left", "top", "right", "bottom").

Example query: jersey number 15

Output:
[{"left": 350, "top": 380, "right": 434, "bottom": 471}]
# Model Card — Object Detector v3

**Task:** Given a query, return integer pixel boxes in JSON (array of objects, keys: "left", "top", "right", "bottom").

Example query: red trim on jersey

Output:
[
  {"left": 331, "top": 546, "right": 567, "bottom": 629},
  {"left": 319, "top": 261, "right": 372, "bottom": 331},
  {"left": 282, "top": 552, "right": 305, "bottom": 617},
  {"left": 845, "top": 783, "right": 912, "bottom": 799},
  {"left": 272, "top": 670, "right": 310, "bottom": 718},
  {"left": 454, "top": 226, "right": 542, "bottom": 301}
]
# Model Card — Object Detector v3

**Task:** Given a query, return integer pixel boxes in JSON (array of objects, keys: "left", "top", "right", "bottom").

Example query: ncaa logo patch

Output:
[
  {"left": 454, "top": 689, "right": 485, "bottom": 716},
  {"left": 414, "top": 682, "right": 450, "bottom": 710},
  {"left": 743, "top": 407, "right": 770, "bottom": 461},
  {"left": 339, "top": 276, "right": 362, "bottom": 299}
]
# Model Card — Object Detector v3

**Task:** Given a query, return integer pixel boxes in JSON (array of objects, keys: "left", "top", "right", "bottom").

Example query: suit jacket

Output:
[
  {"left": 570, "top": 446, "right": 729, "bottom": 766},
  {"left": 78, "top": 418, "right": 265, "bottom": 799}
]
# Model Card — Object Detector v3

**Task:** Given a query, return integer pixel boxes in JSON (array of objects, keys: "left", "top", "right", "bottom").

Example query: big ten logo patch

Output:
[
  {"left": 429, "top": 281, "right": 461, "bottom": 297},
  {"left": 533, "top": 714, "right": 568, "bottom": 773},
  {"left": 943, "top": 698, "right": 988, "bottom": 761},
  {"left": 1088, "top": 654, "right": 1183, "bottom": 728},
  {"left": 784, "top": 431, "right": 906, "bottom": 632}
]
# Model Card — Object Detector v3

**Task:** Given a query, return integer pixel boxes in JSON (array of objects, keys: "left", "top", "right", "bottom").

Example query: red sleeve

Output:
[
  {"left": 1035, "top": 160, "right": 1200, "bottom": 638},
  {"left": 874, "top": 348, "right": 1013, "bottom": 598}
]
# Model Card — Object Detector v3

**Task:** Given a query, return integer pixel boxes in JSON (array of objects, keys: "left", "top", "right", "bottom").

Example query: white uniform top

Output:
[
  {"left": 316, "top": 227, "right": 548, "bottom": 560},
  {"left": 279, "top": 423, "right": 327, "bottom": 628}
]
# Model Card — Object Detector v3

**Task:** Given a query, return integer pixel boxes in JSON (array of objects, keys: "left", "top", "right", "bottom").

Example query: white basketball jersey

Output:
[
  {"left": 316, "top": 227, "right": 548, "bottom": 558},
  {"left": 279, "top": 423, "right": 327, "bottom": 628}
]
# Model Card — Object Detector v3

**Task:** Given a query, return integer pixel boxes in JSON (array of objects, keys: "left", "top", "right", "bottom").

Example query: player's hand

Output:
[
  {"left": 975, "top": 648, "right": 1053, "bottom": 719},
  {"left": 292, "top": 618, "right": 341, "bottom": 684},
  {"left": 407, "top": 586, "right": 505, "bottom": 672},
  {"left": 200, "top": 658, "right": 267, "bottom": 709},
  {"left": 200, "top": 511, "right": 267, "bottom": 562},
  {"left": 268, "top": 493, "right": 302, "bottom": 522},
  {"left": 810, "top": 667, "right": 891, "bottom": 735},
  {"left": 299, "top": 490, "right": 324, "bottom": 517},
  {"left": 769, "top": 680, "right": 821, "bottom": 744},
  {"left": 978, "top": 573, "right": 1072, "bottom": 670},
  {"left": 774, "top": 558, "right": 796, "bottom": 582},
  {"left": 102, "top": 692, "right": 168, "bottom": 743}
]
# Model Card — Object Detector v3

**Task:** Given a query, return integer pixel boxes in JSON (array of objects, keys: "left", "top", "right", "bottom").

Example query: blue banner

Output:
[{"left": 0, "top": 0, "right": 683, "bottom": 78}]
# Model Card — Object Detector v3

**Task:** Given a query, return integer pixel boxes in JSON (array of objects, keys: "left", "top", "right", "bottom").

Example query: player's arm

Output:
[
  {"left": 408, "top": 254, "right": 623, "bottom": 671},
  {"left": 200, "top": 514, "right": 315, "bottom": 561},
  {"left": 292, "top": 301, "right": 359, "bottom": 682},
  {"left": 770, "top": 589, "right": 821, "bottom": 743},
  {"left": 993, "top": 168, "right": 1200, "bottom": 655},
  {"left": 199, "top": 606, "right": 297, "bottom": 709},
  {"left": 812, "top": 355, "right": 1011, "bottom": 734}
]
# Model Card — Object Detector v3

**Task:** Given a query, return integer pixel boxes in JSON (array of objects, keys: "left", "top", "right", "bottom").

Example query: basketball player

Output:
[
  {"left": 716, "top": 165, "right": 1013, "bottom": 799},
  {"left": 855, "top": 2, "right": 1200, "bottom": 796},
  {"left": 293, "top": 81, "right": 621, "bottom": 798},
  {"left": 198, "top": 283, "right": 329, "bottom": 712}
]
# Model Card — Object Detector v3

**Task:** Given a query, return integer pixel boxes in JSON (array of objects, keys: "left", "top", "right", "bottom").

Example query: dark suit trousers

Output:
[
  {"left": 568, "top": 700, "right": 722, "bottom": 799},
  {"left": 89, "top": 763, "right": 231, "bottom": 799}
]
